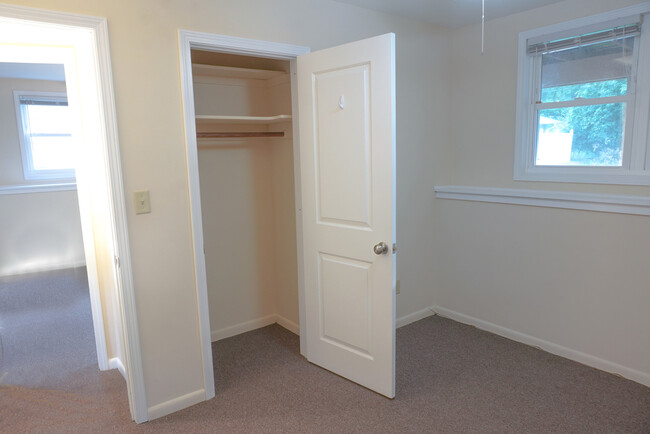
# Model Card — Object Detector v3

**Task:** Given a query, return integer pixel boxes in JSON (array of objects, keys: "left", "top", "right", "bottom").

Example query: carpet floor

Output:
[
  {"left": 0, "top": 267, "right": 97, "bottom": 388},
  {"left": 2, "top": 314, "right": 649, "bottom": 432}
]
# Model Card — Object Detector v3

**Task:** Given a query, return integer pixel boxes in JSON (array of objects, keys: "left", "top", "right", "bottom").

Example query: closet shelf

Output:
[
  {"left": 197, "top": 131, "right": 284, "bottom": 138},
  {"left": 196, "top": 114, "right": 292, "bottom": 124},
  {"left": 192, "top": 64, "right": 287, "bottom": 80}
]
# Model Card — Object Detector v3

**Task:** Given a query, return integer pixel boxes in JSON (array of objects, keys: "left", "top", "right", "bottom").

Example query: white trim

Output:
[
  {"left": 178, "top": 30, "right": 310, "bottom": 405},
  {"left": 396, "top": 307, "right": 435, "bottom": 329},
  {"left": 0, "top": 260, "right": 86, "bottom": 278},
  {"left": 431, "top": 305, "right": 650, "bottom": 388},
  {"left": 434, "top": 185, "right": 650, "bottom": 216},
  {"left": 514, "top": 2, "right": 650, "bottom": 186},
  {"left": 211, "top": 315, "right": 278, "bottom": 342},
  {"left": 290, "top": 58, "right": 308, "bottom": 358},
  {"left": 276, "top": 314, "right": 300, "bottom": 336},
  {"left": 95, "top": 16, "right": 148, "bottom": 424},
  {"left": 0, "top": 183, "right": 76, "bottom": 195},
  {"left": 0, "top": 4, "right": 148, "bottom": 423},
  {"left": 108, "top": 357, "right": 127, "bottom": 380},
  {"left": 147, "top": 389, "right": 206, "bottom": 421},
  {"left": 211, "top": 314, "right": 300, "bottom": 342},
  {"left": 180, "top": 30, "right": 309, "bottom": 59},
  {"left": 178, "top": 29, "right": 216, "bottom": 402}
]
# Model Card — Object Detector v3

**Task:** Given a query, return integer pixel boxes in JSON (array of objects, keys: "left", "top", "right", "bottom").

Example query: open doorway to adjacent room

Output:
[
  {"left": 0, "top": 5, "right": 147, "bottom": 422},
  {"left": 0, "top": 62, "right": 98, "bottom": 388}
]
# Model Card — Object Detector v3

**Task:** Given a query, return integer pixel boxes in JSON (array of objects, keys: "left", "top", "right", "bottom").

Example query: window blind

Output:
[
  {"left": 528, "top": 17, "right": 642, "bottom": 56},
  {"left": 19, "top": 96, "right": 67, "bottom": 106}
]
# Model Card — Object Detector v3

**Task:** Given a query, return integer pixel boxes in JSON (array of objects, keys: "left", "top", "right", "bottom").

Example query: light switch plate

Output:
[{"left": 134, "top": 190, "right": 151, "bottom": 214}]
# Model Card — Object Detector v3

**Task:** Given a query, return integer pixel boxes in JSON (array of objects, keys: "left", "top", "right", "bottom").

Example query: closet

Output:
[{"left": 191, "top": 50, "right": 299, "bottom": 341}]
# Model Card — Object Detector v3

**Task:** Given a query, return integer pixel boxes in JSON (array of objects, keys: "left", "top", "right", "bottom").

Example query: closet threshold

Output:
[{"left": 197, "top": 131, "right": 284, "bottom": 138}]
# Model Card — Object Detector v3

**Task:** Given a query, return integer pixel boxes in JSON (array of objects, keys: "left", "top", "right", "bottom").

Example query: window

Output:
[
  {"left": 14, "top": 90, "right": 75, "bottom": 181},
  {"left": 514, "top": 5, "right": 650, "bottom": 185}
]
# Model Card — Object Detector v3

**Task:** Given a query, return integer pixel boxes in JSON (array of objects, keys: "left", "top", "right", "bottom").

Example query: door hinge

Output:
[{"left": 114, "top": 256, "right": 120, "bottom": 268}]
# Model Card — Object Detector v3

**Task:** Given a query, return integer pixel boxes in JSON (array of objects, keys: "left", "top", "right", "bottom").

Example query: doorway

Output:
[
  {"left": 0, "top": 4, "right": 146, "bottom": 423},
  {"left": 180, "top": 31, "right": 397, "bottom": 401},
  {"left": 179, "top": 32, "right": 309, "bottom": 400},
  {"left": 0, "top": 62, "right": 96, "bottom": 387}
]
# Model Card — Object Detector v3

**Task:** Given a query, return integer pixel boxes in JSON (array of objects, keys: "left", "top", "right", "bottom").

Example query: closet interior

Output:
[{"left": 191, "top": 50, "right": 300, "bottom": 341}]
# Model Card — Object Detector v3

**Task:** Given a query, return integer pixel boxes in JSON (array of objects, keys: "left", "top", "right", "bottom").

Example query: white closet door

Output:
[{"left": 297, "top": 33, "right": 396, "bottom": 398}]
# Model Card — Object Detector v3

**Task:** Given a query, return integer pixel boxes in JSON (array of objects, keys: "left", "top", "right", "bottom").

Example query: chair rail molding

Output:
[
  {"left": 434, "top": 185, "right": 650, "bottom": 216},
  {"left": 0, "top": 183, "right": 76, "bottom": 195}
]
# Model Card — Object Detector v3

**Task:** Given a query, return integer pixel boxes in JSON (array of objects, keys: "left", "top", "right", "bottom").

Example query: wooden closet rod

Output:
[{"left": 197, "top": 131, "right": 284, "bottom": 138}]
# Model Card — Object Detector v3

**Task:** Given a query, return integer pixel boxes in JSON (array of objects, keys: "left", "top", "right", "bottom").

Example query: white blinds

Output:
[
  {"left": 19, "top": 96, "right": 67, "bottom": 106},
  {"left": 527, "top": 16, "right": 642, "bottom": 56}
]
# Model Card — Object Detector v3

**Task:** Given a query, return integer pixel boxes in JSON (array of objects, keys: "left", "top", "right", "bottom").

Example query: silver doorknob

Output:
[{"left": 373, "top": 242, "right": 389, "bottom": 255}]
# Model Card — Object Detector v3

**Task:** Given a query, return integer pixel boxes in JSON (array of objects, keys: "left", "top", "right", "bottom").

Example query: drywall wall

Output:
[
  {"left": 269, "top": 77, "right": 299, "bottom": 329},
  {"left": 195, "top": 70, "right": 297, "bottom": 338},
  {"left": 0, "top": 0, "right": 449, "bottom": 416},
  {"left": 198, "top": 141, "right": 279, "bottom": 336},
  {"left": 0, "top": 190, "right": 85, "bottom": 276},
  {"left": 437, "top": 0, "right": 650, "bottom": 385},
  {"left": 0, "top": 76, "right": 85, "bottom": 276}
]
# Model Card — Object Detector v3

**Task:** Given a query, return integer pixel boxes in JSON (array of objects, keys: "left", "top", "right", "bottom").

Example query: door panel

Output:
[
  {"left": 297, "top": 33, "right": 395, "bottom": 398},
  {"left": 320, "top": 253, "right": 372, "bottom": 356},
  {"left": 314, "top": 63, "right": 371, "bottom": 227}
]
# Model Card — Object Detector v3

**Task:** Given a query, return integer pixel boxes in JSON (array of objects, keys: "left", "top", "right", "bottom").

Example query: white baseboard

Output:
[
  {"left": 431, "top": 305, "right": 650, "bottom": 388},
  {"left": 396, "top": 307, "right": 435, "bottom": 328},
  {"left": 0, "top": 260, "right": 86, "bottom": 278},
  {"left": 147, "top": 388, "right": 206, "bottom": 421},
  {"left": 108, "top": 357, "right": 126, "bottom": 380},
  {"left": 276, "top": 314, "right": 300, "bottom": 335},
  {"left": 211, "top": 315, "right": 278, "bottom": 342},
  {"left": 211, "top": 314, "right": 301, "bottom": 342}
]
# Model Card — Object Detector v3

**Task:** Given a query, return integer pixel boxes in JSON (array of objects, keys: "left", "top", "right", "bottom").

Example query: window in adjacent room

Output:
[
  {"left": 514, "top": 5, "right": 650, "bottom": 185},
  {"left": 14, "top": 91, "right": 75, "bottom": 181}
]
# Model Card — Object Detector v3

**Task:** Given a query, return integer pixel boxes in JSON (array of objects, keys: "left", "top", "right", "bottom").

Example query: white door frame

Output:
[
  {"left": 0, "top": 3, "right": 147, "bottom": 423},
  {"left": 178, "top": 30, "right": 310, "bottom": 397}
]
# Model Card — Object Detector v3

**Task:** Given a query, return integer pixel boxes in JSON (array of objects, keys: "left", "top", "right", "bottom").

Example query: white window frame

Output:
[
  {"left": 514, "top": 2, "right": 650, "bottom": 186},
  {"left": 13, "top": 90, "right": 76, "bottom": 182}
]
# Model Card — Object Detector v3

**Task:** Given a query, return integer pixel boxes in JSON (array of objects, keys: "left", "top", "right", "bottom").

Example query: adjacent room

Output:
[
  {"left": 0, "top": 62, "right": 99, "bottom": 388},
  {"left": 0, "top": 0, "right": 649, "bottom": 431}
]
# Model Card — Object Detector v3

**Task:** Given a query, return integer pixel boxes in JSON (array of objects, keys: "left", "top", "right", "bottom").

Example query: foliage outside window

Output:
[
  {"left": 14, "top": 91, "right": 76, "bottom": 181},
  {"left": 514, "top": 5, "right": 650, "bottom": 185}
]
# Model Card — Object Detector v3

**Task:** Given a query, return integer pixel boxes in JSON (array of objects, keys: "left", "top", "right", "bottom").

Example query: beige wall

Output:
[
  {"left": 0, "top": 190, "right": 85, "bottom": 276},
  {"left": 2, "top": 0, "right": 449, "bottom": 414},
  {"left": 436, "top": 0, "right": 650, "bottom": 384},
  {"left": 197, "top": 70, "right": 300, "bottom": 336},
  {"left": 5, "top": 0, "right": 647, "bottom": 418},
  {"left": 0, "top": 76, "right": 85, "bottom": 276}
]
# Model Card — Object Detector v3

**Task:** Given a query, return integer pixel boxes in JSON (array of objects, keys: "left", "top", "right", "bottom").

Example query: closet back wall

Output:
[{"left": 194, "top": 64, "right": 299, "bottom": 338}]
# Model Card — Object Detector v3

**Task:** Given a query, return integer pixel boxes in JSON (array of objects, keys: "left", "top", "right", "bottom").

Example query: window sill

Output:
[
  {"left": 434, "top": 185, "right": 650, "bottom": 216},
  {"left": 514, "top": 167, "right": 650, "bottom": 186},
  {"left": 0, "top": 183, "right": 77, "bottom": 195}
]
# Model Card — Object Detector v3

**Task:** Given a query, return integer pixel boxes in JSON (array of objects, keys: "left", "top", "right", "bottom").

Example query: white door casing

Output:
[
  {"left": 297, "top": 33, "right": 396, "bottom": 398},
  {"left": 0, "top": 4, "right": 147, "bottom": 423}
]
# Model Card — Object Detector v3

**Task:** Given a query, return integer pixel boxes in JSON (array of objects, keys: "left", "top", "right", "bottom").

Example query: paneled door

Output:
[{"left": 297, "top": 33, "right": 396, "bottom": 398}]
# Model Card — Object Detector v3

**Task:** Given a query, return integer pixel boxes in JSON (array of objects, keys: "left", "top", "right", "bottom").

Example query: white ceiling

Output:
[
  {"left": 333, "top": 0, "right": 564, "bottom": 28},
  {"left": 0, "top": 63, "right": 65, "bottom": 81}
]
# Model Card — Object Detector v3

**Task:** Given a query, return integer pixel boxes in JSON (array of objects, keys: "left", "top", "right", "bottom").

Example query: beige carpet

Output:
[
  {"left": 0, "top": 267, "right": 97, "bottom": 389},
  {"left": 2, "top": 316, "right": 649, "bottom": 432}
]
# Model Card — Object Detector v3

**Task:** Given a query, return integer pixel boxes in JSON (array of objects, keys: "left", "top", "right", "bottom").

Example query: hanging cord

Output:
[{"left": 481, "top": 0, "right": 485, "bottom": 54}]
